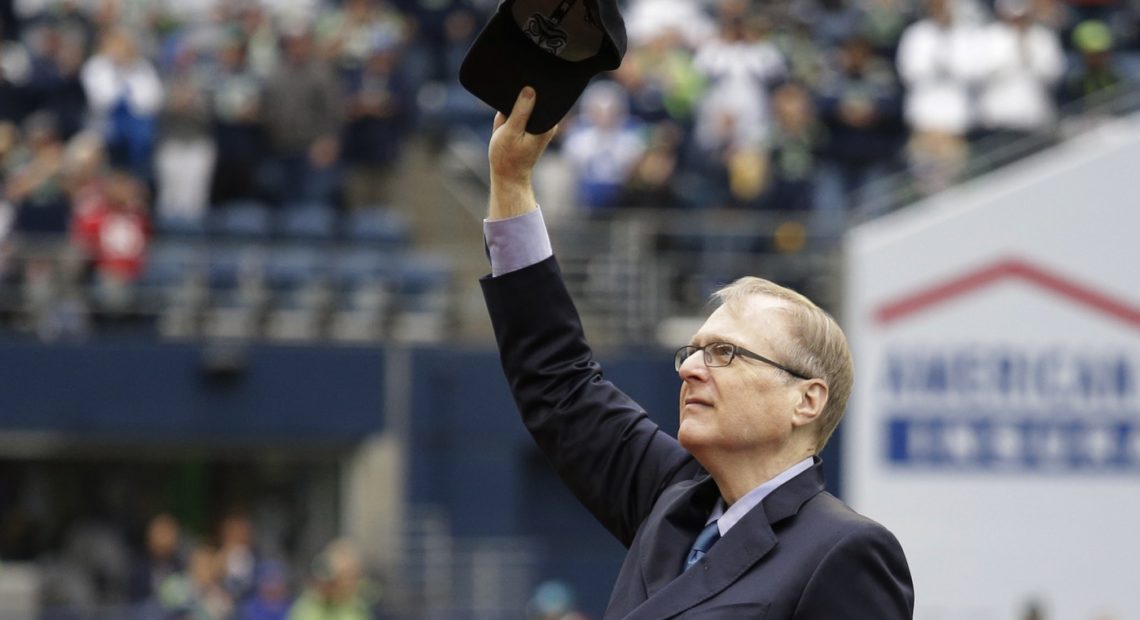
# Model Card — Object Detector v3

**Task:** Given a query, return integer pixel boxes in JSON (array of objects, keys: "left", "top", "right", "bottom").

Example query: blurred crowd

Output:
[
  {"left": 0, "top": 0, "right": 435, "bottom": 227},
  {"left": 0, "top": 0, "right": 1137, "bottom": 331},
  {"left": 540, "top": 0, "right": 1140, "bottom": 229},
  {"left": 0, "top": 3, "right": 1137, "bottom": 614},
  {"left": 36, "top": 511, "right": 381, "bottom": 620},
  {"left": 0, "top": 0, "right": 432, "bottom": 319}
]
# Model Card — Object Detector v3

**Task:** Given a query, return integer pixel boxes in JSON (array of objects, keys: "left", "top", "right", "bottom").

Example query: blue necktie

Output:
[{"left": 684, "top": 521, "right": 721, "bottom": 571}]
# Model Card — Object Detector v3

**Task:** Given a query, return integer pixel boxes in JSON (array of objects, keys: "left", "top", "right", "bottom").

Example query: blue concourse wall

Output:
[
  {"left": 408, "top": 345, "right": 683, "bottom": 614},
  {"left": 0, "top": 341, "right": 387, "bottom": 442}
]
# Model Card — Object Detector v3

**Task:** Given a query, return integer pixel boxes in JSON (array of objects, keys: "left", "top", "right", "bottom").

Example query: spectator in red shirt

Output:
[{"left": 71, "top": 169, "right": 149, "bottom": 312}]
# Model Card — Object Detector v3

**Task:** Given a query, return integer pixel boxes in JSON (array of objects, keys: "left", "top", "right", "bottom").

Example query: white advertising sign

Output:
[{"left": 845, "top": 122, "right": 1140, "bottom": 619}]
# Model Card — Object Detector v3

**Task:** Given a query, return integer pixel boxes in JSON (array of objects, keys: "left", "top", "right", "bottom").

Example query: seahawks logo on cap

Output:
[
  {"left": 524, "top": 12, "right": 569, "bottom": 56},
  {"left": 523, "top": 0, "right": 600, "bottom": 57}
]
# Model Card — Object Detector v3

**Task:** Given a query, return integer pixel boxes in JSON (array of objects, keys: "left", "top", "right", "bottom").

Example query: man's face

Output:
[{"left": 677, "top": 295, "right": 803, "bottom": 459}]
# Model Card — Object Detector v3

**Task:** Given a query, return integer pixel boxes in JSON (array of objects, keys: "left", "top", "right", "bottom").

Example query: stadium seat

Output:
[
  {"left": 342, "top": 208, "right": 410, "bottom": 251},
  {"left": 264, "top": 245, "right": 328, "bottom": 291},
  {"left": 327, "top": 247, "right": 398, "bottom": 342},
  {"left": 154, "top": 213, "right": 209, "bottom": 238},
  {"left": 144, "top": 242, "right": 210, "bottom": 339},
  {"left": 263, "top": 245, "right": 332, "bottom": 342},
  {"left": 210, "top": 201, "right": 273, "bottom": 240},
  {"left": 138, "top": 241, "right": 205, "bottom": 292},
  {"left": 201, "top": 244, "right": 270, "bottom": 339},
  {"left": 331, "top": 247, "right": 398, "bottom": 288},
  {"left": 390, "top": 253, "right": 452, "bottom": 343},
  {"left": 277, "top": 202, "right": 337, "bottom": 241},
  {"left": 395, "top": 253, "right": 451, "bottom": 301}
]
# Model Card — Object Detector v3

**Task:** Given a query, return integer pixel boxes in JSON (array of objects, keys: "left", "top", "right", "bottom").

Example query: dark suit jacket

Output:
[{"left": 482, "top": 257, "right": 914, "bottom": 619}]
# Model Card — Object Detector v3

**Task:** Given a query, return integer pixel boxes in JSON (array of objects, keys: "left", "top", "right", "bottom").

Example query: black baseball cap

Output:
[{"left": 459, "top": 0, "right": 627, "bottom": 134}]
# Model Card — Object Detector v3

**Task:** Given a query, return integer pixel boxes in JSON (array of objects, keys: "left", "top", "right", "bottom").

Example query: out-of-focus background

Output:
[{"left": 0, "top": 0, "right": 1137, "bottom": 618}]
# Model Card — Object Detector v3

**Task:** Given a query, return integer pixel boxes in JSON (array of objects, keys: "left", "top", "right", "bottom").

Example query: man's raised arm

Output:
[{"left": 483, "top": 87, "right": 560, "bottom": 277}]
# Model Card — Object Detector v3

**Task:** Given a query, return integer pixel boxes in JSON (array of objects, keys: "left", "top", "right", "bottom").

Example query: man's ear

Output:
[{"left": 792, "top": 379, "right": 828, "bottom": 429}]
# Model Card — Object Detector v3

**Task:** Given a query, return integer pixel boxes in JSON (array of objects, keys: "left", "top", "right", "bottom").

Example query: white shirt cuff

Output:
[{"left": 483, "top": 207, "right": 554, "bottom": 277}]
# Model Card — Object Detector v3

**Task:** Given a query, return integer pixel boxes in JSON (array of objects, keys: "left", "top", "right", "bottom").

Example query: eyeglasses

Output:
[{"left": 674, "top": 342, "right": 812, "bottom": 380}]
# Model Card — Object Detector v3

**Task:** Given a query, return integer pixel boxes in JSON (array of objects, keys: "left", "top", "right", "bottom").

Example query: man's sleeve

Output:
[
  {"left": 793, "top": 522, "right": 915, "bottom": 619},
  {"left": 481, "top": 257, "right": 699, "bottom": 546},
  {"left": 483, "top": 208, "right": 553, "bottom": 277}
]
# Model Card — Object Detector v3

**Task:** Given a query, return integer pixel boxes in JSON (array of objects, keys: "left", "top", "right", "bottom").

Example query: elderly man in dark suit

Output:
[{"left": 480, "top": 87, "right": 914, "bottom": 619}]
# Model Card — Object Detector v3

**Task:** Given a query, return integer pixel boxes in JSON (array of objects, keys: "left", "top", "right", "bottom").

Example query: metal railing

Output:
[
  {"left": 851, "top": 78, "right": 1140, "bottom": 224},
  {"left": 385, "top": 505, "right": 541, "bottom": 620},
  {"left": 0, "top": 235, "right": 454, "bottom": 344},
  {"left": 547, "top": 210, "right": 842, "bottom": 345}
]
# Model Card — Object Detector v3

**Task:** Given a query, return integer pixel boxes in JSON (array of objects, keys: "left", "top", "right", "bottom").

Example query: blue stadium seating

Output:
[
  {"left": 153, "top": 213, "right": 209, "bottom": 238},
  {"left": 277, "top": 202, "right": 338, "bottom": 241},
  {"left": 211, "top": 201, "right": 273, "bottom": 239},
  {"left": 342, "top": 208, "right": 410, "bottom": 251},
  {"left": 139, "top": 241, "right": 205, "bottom": 289},
  {"left": 265, "top": 245, "right": 328, "bottom": 291}
]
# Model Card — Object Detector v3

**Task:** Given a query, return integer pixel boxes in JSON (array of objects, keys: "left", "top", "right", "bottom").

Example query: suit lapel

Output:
[
  {"left": 637, "top": 475, "right": 720, "bottom": 598},
  {"left": 624, "top": 460, "right": 827, "bottom": 620},
  {"left": 758, "top": 457, "right": 827, "bottom": 524}
]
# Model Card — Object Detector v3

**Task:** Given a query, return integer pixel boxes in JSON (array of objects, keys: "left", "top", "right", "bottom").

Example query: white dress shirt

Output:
[{"left": 706, "top": 457, "right": 814, "bottom": 535}]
